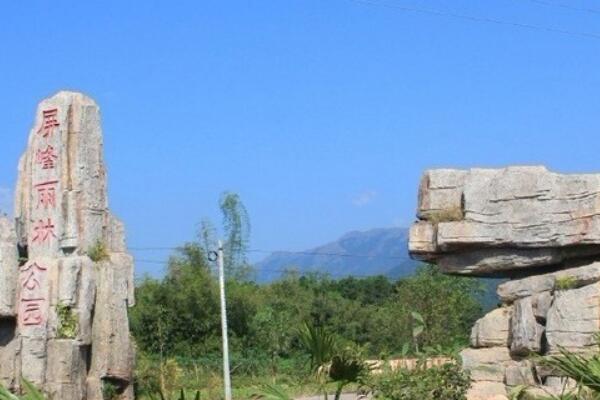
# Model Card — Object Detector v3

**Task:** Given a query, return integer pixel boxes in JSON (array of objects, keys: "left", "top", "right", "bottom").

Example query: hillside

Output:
[
  {"left": 254, "top": 227, "right": 418, "bottom": 282},
  {"left": 254, "top": 227, "right": 501, "bottom": 310}
]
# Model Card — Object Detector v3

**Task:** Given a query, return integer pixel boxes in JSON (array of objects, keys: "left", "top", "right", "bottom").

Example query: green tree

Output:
[
  {"left": 220, "top": 191, "right": 251, "bottom": 279},
  {"left": 130, "top": 243, "right": 221, "bottom": 357},
  {"left": 393, "top": 264, "right": 483, "bottom": 351}
]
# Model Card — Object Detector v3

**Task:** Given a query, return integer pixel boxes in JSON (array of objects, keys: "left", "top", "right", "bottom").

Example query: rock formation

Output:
[
  {"left": 0, "top": 92, "right": 135, "bottom": 399},
  {"left": 409, "top": 166, "right": 600, "bottom": 399}
]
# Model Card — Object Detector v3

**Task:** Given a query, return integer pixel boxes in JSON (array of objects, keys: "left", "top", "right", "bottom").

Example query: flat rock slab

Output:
[{"left": 409, "top": 166, "right": 600, "bottom": 276}]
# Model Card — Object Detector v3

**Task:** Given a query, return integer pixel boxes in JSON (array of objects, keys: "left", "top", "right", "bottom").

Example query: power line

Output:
[
  {"left": 348, "top": 0, "right": 600, "bottom": 40},
  {"left": 130, "top": 246, "right": 408, "bottom": 261},
  {"left": 133, "top": 258, "right": 397, "bottom": 278},
  {"left": 523, "top": 0, "right": 600, "bottom": 15},
  {"left": 247, "top": 248, "right": 407, "bottom": 259}
]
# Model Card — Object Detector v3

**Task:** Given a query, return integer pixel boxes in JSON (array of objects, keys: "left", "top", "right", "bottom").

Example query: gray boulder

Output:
[
  {"left": 510, "top": 297, "right": 543, "bottom": 356},
  {"left": 546, "top": 282, "right": 600, "bottom": 353},
  {"left": 470, "top": 307, "right": 511, "bottom": 348}
]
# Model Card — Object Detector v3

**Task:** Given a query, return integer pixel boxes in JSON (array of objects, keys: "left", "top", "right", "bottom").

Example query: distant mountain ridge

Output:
[{"left": 255, "top": 227, "right": 419, "bottom": 282}]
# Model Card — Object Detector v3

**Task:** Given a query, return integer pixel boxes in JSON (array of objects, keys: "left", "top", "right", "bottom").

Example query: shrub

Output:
[
  {"left": 88, "top": 240, "right": 110, "bottom": 262},
  {"left": 555, "top": 276, "right": 577, "bottom": 291},
  {"left": 56, "top": 303, "right": 78, "bottom": 339},
  {"left": 425, "top": 207, "right": 463, "bottom": 223},
  {"left": 102, "top": 381, "right": 119, "bottom": 400},
  {"left": 367, "top": 362, "right": 470, "bottom": 400}
]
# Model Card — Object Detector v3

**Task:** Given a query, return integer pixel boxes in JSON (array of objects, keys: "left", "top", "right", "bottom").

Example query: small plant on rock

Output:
[
  {"left": 56, "top": 303, "right": 78, "bottom": 339},
  {"left": 425, "top": 207, "right": 464, "bottom": 223},
  {"left": 88, "top": 240, "right": 110, "bottom": 262},
  {"left": 101, "top": 381, "right": 119, "bottom": 400},
  {"left": 555, "top": 276, "right": 577, "bottom": 291}
]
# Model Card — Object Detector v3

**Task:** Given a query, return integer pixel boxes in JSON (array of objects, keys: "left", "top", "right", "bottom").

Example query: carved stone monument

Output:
[
  {"left": 0, "top": 91, "right": 135, "bottom": 399},
  {"left": 409, "top": 166, "right": 600, "bottom": 399}
]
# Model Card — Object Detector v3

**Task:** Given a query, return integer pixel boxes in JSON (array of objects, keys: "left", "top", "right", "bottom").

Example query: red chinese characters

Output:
[
  {"left": 31, "top": 109, "right": 60, "bottom": 246},
  {"left": 34, "top": 180, "right": 58, "bottom": 209},
  {"left": 19, "top": 262, "right": 48, "bottom": 326},
  {"left": 37, "top": 109, "right": 60, "bottom": 138},
  {"left": 35, "top": 145, "right": 58, "bottom": 170},
  {"left": 32, "top": 218, "right": 57, "bottom": 244}
]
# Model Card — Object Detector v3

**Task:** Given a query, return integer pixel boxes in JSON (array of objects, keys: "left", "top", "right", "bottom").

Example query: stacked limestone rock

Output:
[
  {"left": 0, "top": 92, "right": 135, "bottom": 400},
  {"left": 409, "top": 166, "right": 600, "bottom": 400}
]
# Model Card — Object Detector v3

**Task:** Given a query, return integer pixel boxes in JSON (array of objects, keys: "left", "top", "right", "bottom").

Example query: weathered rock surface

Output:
[
  {"left": 510, "top": 297, "right": 543, "bottom": 356},
  {"left": 497, "top": 262, "right": 600, "bottom": 302},
  {"left": 532, "top": 291, "right": 553, "bottom": 322},
  {"left": 470, "top": 307, "right": 511, "bottom": 348},
  {"left": 409, "top": 166, "right": 600, "bottom": 399},
  {"left": 410, "top": 166, "right": 600, "bottom": 276},
  {"left": 466, "top": 382, "right": 508, "bottom": 400},
  {"left": 460, "top": 347, "right": 512, "bottom": 382},
  {"left": 0, "top": 217, "right": 18, "bottom": 317},
  {"left": 546, "top": 282, "right": 600, "bottom": 353},
  {"left": 0, "top": 92, "right": 135, "bottom": 399},
  {"left": 504, "top": 360, "right": 537, "bottom": 387}
]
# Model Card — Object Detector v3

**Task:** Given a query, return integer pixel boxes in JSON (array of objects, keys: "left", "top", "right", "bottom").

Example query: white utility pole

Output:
[{"left": 217, "top": 240, "right": 232, "bottom": 400}]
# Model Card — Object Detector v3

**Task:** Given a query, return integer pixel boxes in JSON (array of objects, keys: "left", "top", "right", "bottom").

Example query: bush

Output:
[
  {"left": 555, "top": 276, "right": 577, "bottom": 291},
  {"left": 56, "top": 303, "right": 78, "bottom": 339},
  {"left": 88, "top": 240, "right": 110, "bottom": 262},
  {"left": 367, "top": 362, "right": 470, "bottom": 400}
]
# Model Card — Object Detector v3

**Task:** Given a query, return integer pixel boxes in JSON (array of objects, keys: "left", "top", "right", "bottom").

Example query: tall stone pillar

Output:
[{"left": 0, "top": 91, "right": 135, "bottom": 400}]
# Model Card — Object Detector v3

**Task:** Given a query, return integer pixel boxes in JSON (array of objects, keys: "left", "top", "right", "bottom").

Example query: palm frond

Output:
[
  {"left": 297, "top": 322, "right": 337, "bottom": 372},
  {"left": 251, "top": 384, "right": 292, "bottom": 400},
  {"left": 541, "top": 348, "right": 600, "bottom": 393}
]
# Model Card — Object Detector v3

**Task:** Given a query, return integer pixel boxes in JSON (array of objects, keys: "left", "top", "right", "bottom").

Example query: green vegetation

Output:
[
  {"left": 0, "top": 379, "right": 47, "bottom": 400},
  {"left": 509, "top": 384, "right": 585, "bottom": 400},
  {"left": 297, "top": 322, "right": 371, "bottom": 399},
  {"left": 252, "top": 384, "right": 293, "bottom": 400},
  {"left": 366, "top": 363, "right": 470, "bottom": 400},
  {"left": 424, "top": 206, "right": 464, "bottom": 223},
  {"left": 536, "top": 345, "right": 600, "bottom": 399},
  {"left": 508, "top": 334, "right": 600, "bottom": 399},
  {"left": 88, "top": 240, "right": 110, "bottom": 262},
  {"left": 101, "top": 380, "right": 119, "bottom": 400},
  {"left": 555, "top": 276, "right": 578, "bottom": 291},
  {"left": 147, "top": 389, "right": 201, "bottom": 400},
  {"left": 1, "top": 191, "right": 485, "bottom": 399},
  {"left": 131, "top": 249, "right": 483, "bottom": 397},
  {"left": 130, "top": 192, "right": 484, "bottom": 398},
  {"left": 56, "top": 303, "right": 78, "bottom": 339}
]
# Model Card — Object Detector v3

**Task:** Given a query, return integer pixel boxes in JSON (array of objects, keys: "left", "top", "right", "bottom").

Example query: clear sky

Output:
[{"left": 1, "top": 0, "right": 599, "bottom": 276}]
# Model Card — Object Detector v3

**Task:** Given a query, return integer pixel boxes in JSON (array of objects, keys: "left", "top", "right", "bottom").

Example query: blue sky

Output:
[{"left": 1, "top": 1, "right": 599, "bottom": 276}]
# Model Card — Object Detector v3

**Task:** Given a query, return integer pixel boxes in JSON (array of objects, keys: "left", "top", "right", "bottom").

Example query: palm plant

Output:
[
  {"left": 251, "top": 384, "right": 293, "bottom": 400},
  {"left": 541, "top": 347, "right": 600, "bottom": 394},
  {"left": 297, "top": 322, "right": 371, "bottom": 400},
  {"left": 297, "top": 323, "right": 337, "bottom": 373},
  {"left": 509, "top": 384, "right": 585, "bottom": 399},
  {"left": 411, "top": 311, "right": 425, "bottom": 354},
  {"left": 511, "top": 335, "right": 600, "bottom": 400}
]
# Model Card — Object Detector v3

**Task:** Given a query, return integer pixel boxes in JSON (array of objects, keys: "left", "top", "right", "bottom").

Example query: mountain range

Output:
[
  {"left": 255, "top": 227, "right": 501, "bottom": 309},
  {"left": 255, "top": 227, "right": 419, "bottom": 282}
]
